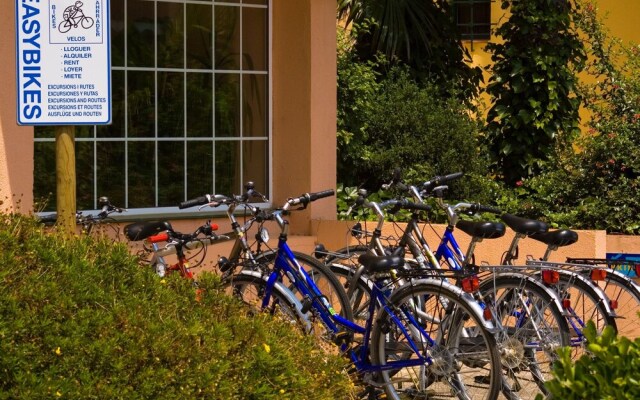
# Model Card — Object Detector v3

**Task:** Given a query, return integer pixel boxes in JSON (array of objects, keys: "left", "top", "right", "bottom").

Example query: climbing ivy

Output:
[{"left": 484, "top": 0, "right": 586, "bottom": 185}]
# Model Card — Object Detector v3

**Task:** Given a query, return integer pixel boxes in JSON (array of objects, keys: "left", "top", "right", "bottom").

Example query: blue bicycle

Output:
[
  {"left": 319, "top": 172, "right": 570, "bottom": 400},
  {"left": 182, "top": 190, "right": 503, "bottom": 399}
]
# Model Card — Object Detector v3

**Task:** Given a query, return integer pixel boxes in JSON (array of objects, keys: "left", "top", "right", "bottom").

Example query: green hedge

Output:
[
  {"left": 0, "top": 213, "right": 354, "bottom": 399},
  {"left": 539, "top": 321, "right": 640, "bottom": 399}
]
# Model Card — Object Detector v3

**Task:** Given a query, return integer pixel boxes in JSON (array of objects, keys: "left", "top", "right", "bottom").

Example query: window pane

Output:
[
  {"left": 128, "top": 141, "right": 155, "bottom": 208},
  {"left": 34, "top": 126, "right": 55, "bottom": 139},
  {"left": 158, "top": 72, "right": 184, "bottom": 138},
  {"left": 455, "top": 1, "right": 491, "bottom": 39},
  {"left": 111, "top": 0, "right": 125, "bottom": 67},
  {"left": 242, "top": 7, "right": 267, "bottom": 71},
  {"left": 127, "top": 0, "right": 155, "bottom": 67},
  {"left": 187, "top": 73, "right": 213, "bottom": 137},
  {"left": 187, "top": 141, "right": 213, "bottom": 199},
  {"left": 128, "top": 71, "right": 155, "bottom": 138},
  {"left": 97, "top": 70, "right": 125, "bottom": 138},
  {"left": 36, "top": 1, "right": 270, "bottom": 213},
  {"left": 215, "top": 73, "right": 240, "bottom": 137},
  {"left": 76, "top": 141, "right": 95, "bottom": 209},
  {"left": 215, "top": 140, "right": 240, "bottom": 195},
  {"left": 243, "top": 73, "right": 267, "bottom": 137},
  {"left": 157, "top": 2, "right": 184, "bottom": 69},
  {"left": 96, "top": 141, "right": 126, "bottom": 208},
  {"left": 74, "top": 125, "right": 94, "bottom": 140},
  {"left": 215, "top": 6, "right": 240, "bottom": 70},
  {"left": 157, "top": 141, "right": 184, "bottom": 206},
  {"left": 34, "top": 141, "right": 56, "bottom": 212},
  {"left": 243, "top": 140, "right": 268, "bottom": 194},
  {"left": 187, "top": 4, "right": 212, "bottom": 69}
]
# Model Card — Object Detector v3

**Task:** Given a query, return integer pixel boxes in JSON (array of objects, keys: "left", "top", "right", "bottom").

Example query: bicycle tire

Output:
[
  {"left": 479, "top": 274, "right": 570, "bottom": 400},
  {"left": 58, "top": 20, "right": 72, "bottom": 33},
  {"left": 81, "top": 16, "right": 94, "bottom": 29},
  {"left": 221, "top": 271, "right": 309, "bottom": 330},
  {"left": 588, "top": 270, "right": 640, "bottom": 339},
  {"left": 371, "top": 279, "right": 502, "bottom": 400}
]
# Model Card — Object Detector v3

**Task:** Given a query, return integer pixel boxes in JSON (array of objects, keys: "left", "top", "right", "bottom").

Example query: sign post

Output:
[{"left": 16, "top": 0, "right": 111, "bottom": 235}]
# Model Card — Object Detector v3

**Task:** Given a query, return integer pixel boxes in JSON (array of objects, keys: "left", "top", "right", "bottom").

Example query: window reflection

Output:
[{"left": 34, "top": 1, "right": 270, "bottom": 211}]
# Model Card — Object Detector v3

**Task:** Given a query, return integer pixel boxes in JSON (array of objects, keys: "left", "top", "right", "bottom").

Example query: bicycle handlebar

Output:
[
  {"left": 467, "top": 203, "right": 502, "bottom": 215},
  {"left": 422, "top": 172, "right": 463, "bottom": 193},
  {"left": 179, "top": 195, "right": 212, "bottom": 209},
  {"left": 285, "top": 189, "right": 335, "bottom": 209}
]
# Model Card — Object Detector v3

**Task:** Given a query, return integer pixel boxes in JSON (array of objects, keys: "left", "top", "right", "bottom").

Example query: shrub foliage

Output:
[
  {"left": 0, "top": 213, "right": 353, "bottom": 399},
  {"left": 539, "top": 322, "right": 640, "bottom": 399}
]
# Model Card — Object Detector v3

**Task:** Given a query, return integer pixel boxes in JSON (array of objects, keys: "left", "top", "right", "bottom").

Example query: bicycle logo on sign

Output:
[{"left": 58, "top": 1, "right": 95, "bottom": 33}]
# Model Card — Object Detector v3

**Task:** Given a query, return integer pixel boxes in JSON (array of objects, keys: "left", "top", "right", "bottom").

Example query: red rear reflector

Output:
[
  {"left": 610, "top": 299, "right": 618, "bottom": 310},
  {"left": 148, "top": 232, "right": 169, "bottom": 243},
  {"left": 461, "top": 276, "right": 479, "bottom": 293},
  {"left": 483, "top": 308, "right": 493, "bottom": 321},
  {"left": 542, "top": 270, "right": 560, "bottom": 284},
  {"left": 211, "top": 223, "right": 219, "bottom": 231},
  {"left": 591, "top": 269, "right": 607, "bottom": 281},
  {"left": 562, "top": 299, "right": 571, "bottom": 309}
]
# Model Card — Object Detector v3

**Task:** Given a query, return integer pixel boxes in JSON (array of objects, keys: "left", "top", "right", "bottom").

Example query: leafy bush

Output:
[
  {"left": 338, "top": 61, "right": 491, "bottom": 200},
  {"left": 484, "top": 0, "right": 586, "bottom": 185},
  {"left": 0, "top": 213, "right": 354, "bottom": 399},
  {"left": 538, "top": 322, "right": 640, "bottom": 399},
  {"left": 509, "top": 2, "right": 640, "bottom": 233}
]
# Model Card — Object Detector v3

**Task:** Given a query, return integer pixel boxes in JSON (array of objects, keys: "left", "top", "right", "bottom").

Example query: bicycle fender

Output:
[
  {"left": 231, "top": 270, "right": 312, "bottom": 331},
  {"left": 563, "top": 270, "right": 617, "bottom": 317},
  {"left": 480, "top": 272, "right": 566, "bottom": 316},
  {"left": 403, "top": 278, "right": 497, "bottom": 332},
  {"left": 538, "top": 269, "right": 617, "bottom": 317},
  {"left": 608, "top": 269, "right": 640, "bottom": 294}
]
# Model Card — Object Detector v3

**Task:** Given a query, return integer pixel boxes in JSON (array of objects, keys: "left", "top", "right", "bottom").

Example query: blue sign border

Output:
[{"left": 16, "top": 0, "right": 112, "bottom": 125}]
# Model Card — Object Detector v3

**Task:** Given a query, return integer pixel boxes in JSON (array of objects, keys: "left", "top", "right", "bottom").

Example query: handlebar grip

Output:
[
  {"left": 147, "top": 232, "right": 170, "bottom": 243},
  {"left": 309, "top": 189, "right": 335, "bottom": 201},
  {"left": 469, "top": 204, "right": 502, "bottom": 214},
  {"left": 403, "top": 201, "right": 431, "bottom": 212},
  {"left": 179, "top": 195, "right": 210, "bottom": 209},
  {"left": 440, "top": 172, "right": 464, "bottom": 182},
  {"left": 423, "top": 172, "right": 464, "bottom": 192}
]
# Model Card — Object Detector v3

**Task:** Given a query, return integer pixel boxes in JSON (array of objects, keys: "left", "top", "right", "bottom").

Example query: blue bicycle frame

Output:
[{"left": 260, "top": 226, "right": 438, "bottom": 373}]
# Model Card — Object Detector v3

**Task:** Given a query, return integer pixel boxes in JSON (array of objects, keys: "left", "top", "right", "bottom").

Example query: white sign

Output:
[{"left": 16, "top": 0, "right": 111, "bottom": 125}]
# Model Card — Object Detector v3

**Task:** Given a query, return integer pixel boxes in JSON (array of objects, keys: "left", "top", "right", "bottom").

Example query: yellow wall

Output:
[{"left": 466, "top": 0, "right": 640, "bottom": 113}]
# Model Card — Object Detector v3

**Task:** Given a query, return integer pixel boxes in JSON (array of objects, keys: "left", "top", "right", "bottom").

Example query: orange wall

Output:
[
  {"left": 272, "top": 0, "right": 337, "bottom": 234},
  {"left": 0, "top": 1, "right": 34, "bottom": 213}
]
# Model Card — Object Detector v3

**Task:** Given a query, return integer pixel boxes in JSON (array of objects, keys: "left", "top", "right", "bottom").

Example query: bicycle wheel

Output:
[
  {"left": 371, "top": 279, "right": 501, "bottom": 400},
  {"left": 551, "top": 273, "right": 617, "bottom": 359},
  {"left": 222, "top": 271, "right": 308, "bottom": 331},
  {"left": 59, "top": 20, "right": 72, "bottom": 33},
  {"left": 81, "top": 16, "right": 94, "bottom": 29},
  {"left": 479, "top": 274, "right": 570, "bottom": 400},
  {"left": 254, "top": 250, "right": 354, "bottom": 323},
  {"left": 590, "top": 270, "right": 640, "bottom": 339}
]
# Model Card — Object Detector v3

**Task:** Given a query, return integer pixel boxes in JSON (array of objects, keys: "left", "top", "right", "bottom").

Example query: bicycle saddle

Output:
[
  {"left": 530, "top": 229, "right": 579, "bottom": 247},
  {"left": 124, "top": 221, "right": 173, "bottom": 241},
  {"left": 456, "top": 220, "right": 506, "bottom": 239},
  {"left": 358, "top": 252, "right": 404, "bottom": 273},
  {"left": 501, "top": 214, "right": 548, "bottom": 236}
]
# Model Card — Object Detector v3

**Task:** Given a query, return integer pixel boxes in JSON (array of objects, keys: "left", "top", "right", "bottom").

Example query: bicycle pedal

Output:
[
  {"left": 332, "top": 330, "right": 353, "bottom": 347},
  {"left": 301, "top": 296, "right": 313, "bottom": 313}
]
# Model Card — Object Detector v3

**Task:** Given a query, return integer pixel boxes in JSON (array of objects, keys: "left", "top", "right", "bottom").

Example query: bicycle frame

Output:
[{"left": 256, "top": 208, "right": 457, "bottom": 374}]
